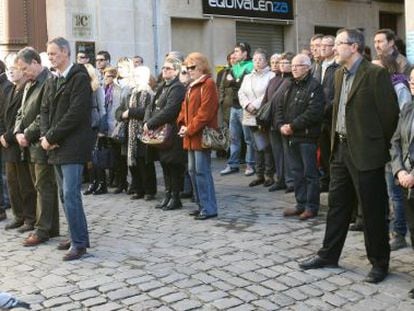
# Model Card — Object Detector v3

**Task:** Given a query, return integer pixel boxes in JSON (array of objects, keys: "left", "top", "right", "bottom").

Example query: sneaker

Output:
[
  {"left": 220, "top": 165, "right": 239, "bottom": 176},
  {"left": 244, "top": 166, "right": 255, "bottom": 176},
  {"left": 390, "top": 233, "right": 407, "bottom": 251}
]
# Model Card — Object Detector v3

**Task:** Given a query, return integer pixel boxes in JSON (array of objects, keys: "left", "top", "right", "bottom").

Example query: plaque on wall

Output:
[
  {"left": 72, "top": 13, "right": 92, "bottom": 38},
  {"left": 75, "top": 41, "right": 95, "bottom": 63}
]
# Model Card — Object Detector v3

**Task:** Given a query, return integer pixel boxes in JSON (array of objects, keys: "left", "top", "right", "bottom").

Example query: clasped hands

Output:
[{"left": 397, "top": 170, "right": 414, "bottom": 189}]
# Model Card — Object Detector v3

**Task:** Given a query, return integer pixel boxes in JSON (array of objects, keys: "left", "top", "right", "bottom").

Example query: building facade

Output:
[{"left": 0, "top": 0, "right": 407, "bottom": 73}]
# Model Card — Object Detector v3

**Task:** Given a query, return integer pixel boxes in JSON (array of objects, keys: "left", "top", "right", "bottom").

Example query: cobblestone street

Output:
[{"left": 1, "top": 159, "right": 414, "bottom": 310}]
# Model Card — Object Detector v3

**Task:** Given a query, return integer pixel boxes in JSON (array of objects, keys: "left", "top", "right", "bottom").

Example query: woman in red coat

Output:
[{"left": 177, "top": 52, "right": 219, "bottom": 220}]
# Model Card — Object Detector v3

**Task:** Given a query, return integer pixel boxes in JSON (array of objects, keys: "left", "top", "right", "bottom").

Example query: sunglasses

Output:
[
  {"left": 186, "top": 65, "right": 196, "bottom": 71},
  {"left": 181, "top": 71, "right": 188, "bottom": 75}
]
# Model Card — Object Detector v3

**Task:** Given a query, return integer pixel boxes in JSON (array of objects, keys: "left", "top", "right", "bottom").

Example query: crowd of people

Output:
[{"left": 0, "top": 27, "right": 413, "bottom": 290}]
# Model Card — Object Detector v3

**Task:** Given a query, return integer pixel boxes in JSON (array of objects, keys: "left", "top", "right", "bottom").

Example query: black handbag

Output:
[
  {"left": 255, "top": 101, "right": 273, "bottom": 128},
  {"left": 91, "top": 139, "right": 114, "bottom": 169}
]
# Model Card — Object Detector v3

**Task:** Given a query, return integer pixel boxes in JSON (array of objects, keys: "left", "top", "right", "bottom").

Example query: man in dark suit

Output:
[
  {"left": 40, "top": 37, "right": 93, "bottom": 261},
  {"left": 299, "top": 28, "right": 399, "bottom": 284}
]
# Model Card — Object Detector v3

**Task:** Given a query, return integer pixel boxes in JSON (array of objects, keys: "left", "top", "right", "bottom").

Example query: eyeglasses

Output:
[
  {"left": 186, "top": 65, "right": 197, "bottom": 71},
  {"left": 162, "top": 66, "right": 175, "bottom": 71},
  {"left": 96, "top": 58, "right": 106, "bottom": 62},
  {"left": 291, "top": 64, "right": 308, "bottom": 68},
  {"left": 334, "top": 41, "right": 354, "bottom": 47},
  {"left": 279, "top": 61, "right": 291, "bottom": 65},
  {"left": 77, "top": 56, "right": 87, "bottom": 59},
  {"left": 105, "top": 75, "right": 115, "bottom": 78},
  {"left": 321, "top": 44, "right": 334, "bottom": 47}
]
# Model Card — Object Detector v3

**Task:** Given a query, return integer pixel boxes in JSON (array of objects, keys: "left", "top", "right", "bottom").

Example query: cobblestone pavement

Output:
[{"left": 1, "top": 159, "right": 414, "bottom": 310}]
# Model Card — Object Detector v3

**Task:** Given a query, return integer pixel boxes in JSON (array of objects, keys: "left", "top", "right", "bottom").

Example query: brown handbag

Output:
[{"left": 139, "top": 124, "right": 173, "bottom": 149}]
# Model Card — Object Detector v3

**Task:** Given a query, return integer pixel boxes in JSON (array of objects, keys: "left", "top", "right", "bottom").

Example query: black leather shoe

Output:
[
  {"left": 364, "top": 266, "right": 388, "bottom": 284},
  {"left": 5, "top": 220, "right": 24, "bottom": 230},
  {"left": 144, "top": 194, "right": 155, "bottom": 201},
  {"left": 285, "top": 186, "right": 294, "bottom": 193},
  {"left": 163, "top": 193, "right": 182, "bottom": 210},
  {"left": 93, "top": 183, "right": 107, "bottom": 195},
  {"left": 155, "top": 192, "right": 171, "bottom": 209},
  {"left": 249, "top": 178, "right": 265, "bottom": 187},
  {"left": 349, "top": 223, "right": 364, "bottom": 231},
  {"left": 57, "top": 240, "right": 71, "bottom": 250},
  {"left": 62, "top": 247, "right": 87, "bottom": 261},
  {"left": 126, "top": 187, "right": 136, "bottom": 195},
  {"left": 83, "top": 182, "right": 97, "bottom": 195},
  {"left": 188, "top": 210, "right": 200, "bottom": 216},
  {"left": 131, "top": 193, "right": 145, "bottom": 200},
  {"left": 409, "top": 288, "right": 414, "bottom": 299},
  {"left": 263, "top": 178, "right": 275, "bottom": 187},
  {"left": 113, "top": 182, "right": 128, "bottom": 194},
  {"left": 194, "top": 213, "right": 217, "bottom": 220},
  {"left": 268, "top": 182, "right": 286, "bottom": 192},
  {"left": 299, "top": 256, "right": 338, "bottom": 270}
]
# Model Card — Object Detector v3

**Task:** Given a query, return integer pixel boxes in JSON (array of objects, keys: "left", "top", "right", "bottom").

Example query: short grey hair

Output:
[
  {"left": 337, "top": 28, "right": 365, "bottom": 54},
  {"left": 16, "top": 47, "right": 41, "bottom": 65},
  {"left": 253, "top": 48, "right": 268, "bottom": 61},
  {"left": 164, "top": 56, "right": 182, "bottom": 71},
  {"left": 47, "top": 37, "right": 71, "bottom": 56}
]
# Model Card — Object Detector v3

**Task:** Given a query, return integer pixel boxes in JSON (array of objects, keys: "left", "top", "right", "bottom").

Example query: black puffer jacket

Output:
[
  {"left": 276, "top": 73, "right": 325, "bottom": 143},
  {"left": 40, "top": 64, "right": 94, "bottom": 164}
]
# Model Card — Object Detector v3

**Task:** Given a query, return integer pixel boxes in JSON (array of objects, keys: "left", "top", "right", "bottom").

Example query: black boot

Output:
[
  {"left": 155, "top": 191, "right": 171, "bottom": 209},
  {"left": 113, "top": 181, "right": 128, "bottom": 194},
  {"left": 163, "top": 192, "right": 182, "bottom": 210},
  {"left": 93, "top": 182, "right": 108, "bottom": 195},
  {"left": 83, "top": 181, "right": 98, "bottom": 195}
]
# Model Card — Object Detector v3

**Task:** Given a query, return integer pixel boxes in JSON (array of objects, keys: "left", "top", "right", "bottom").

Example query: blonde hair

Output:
[
  {"left": 184, "top": 52, "right": 211, "bottom": 75},
  {"left": 84, "top": 63, "right": 100, "bottom": 92}
]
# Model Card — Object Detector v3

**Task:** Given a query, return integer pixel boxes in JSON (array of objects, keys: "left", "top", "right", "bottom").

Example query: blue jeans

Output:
[
  {"left": 288, "top": 141, "right": 320, "bottom": 213},
  {"left": 188, "top": 150, "right": 217, "bottom": 216},
  {"left": 385, "top": 163, "right": 406, "bottom": 236},
  {"left": 54, "top": 164, "right": 90, "bottom": 249},
  {"left": 227, "top": 107, "right": 255, "bottom": 168}
]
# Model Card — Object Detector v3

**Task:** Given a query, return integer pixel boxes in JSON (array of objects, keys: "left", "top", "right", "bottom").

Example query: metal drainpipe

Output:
[{"left": 152, "top": 0, "right": 160, "bottom": 75}]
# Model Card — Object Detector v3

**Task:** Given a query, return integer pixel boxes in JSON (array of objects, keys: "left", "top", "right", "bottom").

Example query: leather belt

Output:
[{"left": 336, "top": 132, "right": 347, "bottom": 143}]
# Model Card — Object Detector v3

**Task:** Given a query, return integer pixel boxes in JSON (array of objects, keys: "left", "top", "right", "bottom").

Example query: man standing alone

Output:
[
  {"left": 299, "top": 29, "right": 399, "bottom": 284},
  {"left": 41, "top": 37, "right": 93, "bottom": 261}
]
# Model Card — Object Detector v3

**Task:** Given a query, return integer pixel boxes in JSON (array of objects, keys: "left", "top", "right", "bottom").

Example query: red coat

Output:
[{"left": 177, "top": 75, "right": 218, "bottom": 150}]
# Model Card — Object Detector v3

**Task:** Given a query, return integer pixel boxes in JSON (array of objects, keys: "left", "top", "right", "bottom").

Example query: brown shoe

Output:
[
  {"left": 57, "top": 240, "right": 71, "bottom": 250},
  {"left": 23, "top": 233, "right": 48, "bottom": 247},
  {"left": 283, "top": 207, "right": 303, "bottom": 217},
  {"left": 299, "top": 210, "right": 317, "bottom": 220},
  {"left": 62, "top": 247, "right": 87, "bottom": 261}
]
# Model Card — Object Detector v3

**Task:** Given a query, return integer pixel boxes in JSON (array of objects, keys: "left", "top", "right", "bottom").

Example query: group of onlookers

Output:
[{"left": 0, "top": 27, "right": 413, "bottom": 291}]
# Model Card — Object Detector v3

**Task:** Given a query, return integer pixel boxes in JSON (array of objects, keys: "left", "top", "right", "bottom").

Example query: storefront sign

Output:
[
  {"left": 72, "top": 14, "right": 92, "bottom": 38},
  {"left": 407, "top": 30, "right": 414, "bottom": 66},
  {"left": 202, "top": 0, "right": 294, "bottom": 20}
]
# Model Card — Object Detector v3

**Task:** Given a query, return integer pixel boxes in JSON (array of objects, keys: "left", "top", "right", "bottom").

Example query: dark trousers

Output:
[
  {"left": 288, "top": 141, "right": 320, "bottom": 213},
  {"left": 161, "top": 162, "right": 185, "bottom": 193},
  {"left": 131, "top": 157, "right": 157, "bottom": 195},
  {"left": 317, "top": 140, "right": 390, "bottom": 268},
  {"left": 112, "top": 142, "right": 128, "bottom": 187},
  {"left": 6, "top": 162, "right": 36, "bottom": 225},
  {"left": 402, "top": 188, "right": 414, "bottom": 246},
  {"left": 319, "top": 123, "right": 331, "bottom": 188},
  {"left": 29, "top": 163, "right": 59, "bottom": 239}
]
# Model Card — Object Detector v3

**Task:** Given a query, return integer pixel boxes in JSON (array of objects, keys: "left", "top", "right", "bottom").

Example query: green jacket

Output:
[
  {"left": 231, "top": 59, "right": 253, "bottom": 80},
  {"left": 14, "top": 68, "right": 53, "bottom": 164}
]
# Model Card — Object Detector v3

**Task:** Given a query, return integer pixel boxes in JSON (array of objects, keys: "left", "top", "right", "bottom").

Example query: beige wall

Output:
[{"left": 43, "top": 0, "right": 405, "bottom": 74}]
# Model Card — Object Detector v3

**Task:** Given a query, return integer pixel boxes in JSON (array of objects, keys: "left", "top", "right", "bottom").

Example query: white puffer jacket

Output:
[{"left": 238, "top": 66, "right": 274, "bottom": 126}]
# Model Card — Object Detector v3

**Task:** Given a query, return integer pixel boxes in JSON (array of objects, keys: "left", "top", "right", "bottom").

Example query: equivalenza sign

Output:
[{"left": 202, "top": 0, "right": 294, "bottom": 20}]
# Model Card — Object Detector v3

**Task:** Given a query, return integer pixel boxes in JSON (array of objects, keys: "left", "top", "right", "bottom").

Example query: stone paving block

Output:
[
  {"left": 326, "top": 275, "right": 353, "bottom": 286},
  {"left": 50, "top": 302, "right": 83, "bottom": 311},
  {"left": 129, "top": 299, "right": 163, "bottom": 310},
  {"left": 225, "top": 276, "right": 251, "bottom": 288},
  {"left": 312, "top": 280, "right": 338, "bottom": 292},
  {"left": 126, "top": 275, "right": 155, "bottom": 285},
  {"left": 197, "top": 290, "right": 228, "bottom": 302},
  {"left": 106, "top": 287, "right": 138, "bottom": 300},
  {"left": 229, "top": 288, "right": 258, "bottom": 302},
  {"left": 188, "top": 285, "right": 215, "bottom": 294},
  {"left": 174, "top": 278, "right": 203, "bottom": 289},
  {"left": 303, "top": 297, "right": 336, "bottom": 311},
  {"left": 261, "top": 279, "right": 289, "bottom": 291},
  {"left": 98, "top": 282, "right": 126, "bottom": 293},
  {"left": 269, "top": 292, "right": 296, "bottom": 307},
  {"left": 89, "top": 302, "right": 123, "bottom": 311},
  {"left": 122, "top": 293, "right": 151, "bottom": 305},
  {"left": 171, "top": 299, "right": 203, "bottom": 311},
  {"left": 245, "top": 284, "right": 273, "bottom": 297},
  {"left": 138, "top": 280, "right": 164, "bottom": 292},
  {"left": 227, "top": 304, "right": 256, "bottom": 311},
  {"left": 296, "top": 285, "right": 324, "bottom": 297},
  {"left": 78, "top": 276, "right": 114, "bottom": 289},
  {"left": 349, "top": 283, "right": 378, "bottom": 296},
  {"left": 284, "top": 288, "right": 309, "bottom": 301},
  {"left": 240, "top": 271, "right": 268, "bottom": 283},
  {"left": 322, "top": 293, "right": 348, "bottom": 307},
  {"left": 211, "top": 297, "right": 244, "bottom": 310},
  {"left": 256, "top": 268, "right": 281, "bottom": 279},
  {"left": 251, "top": 299, "right": 280, "bottom": 310},
  {"left": 82, "top": 296, "right": 107, "bottom": 307},
  {"left": 148, "top": 286, "right": 179, "bottom": 298},
  {"left": 192, "top": 272, "right": 217, "bottom": 284},
  {"left": 276, "top": 275, "right": 305, "bottom": 287},
  {"left": 70, "top": 289, "right": 100, "bottom": 301},
  {"left": 41, "top": 285, "right": 78, "bottom": 299},
  {"left": 155, "top": 307, "right": 174, "bottom": 311},
  {"left": 161, "top": 273, "right": 188, "bottom": 284},
  {"left": 37, "top": 274, "right": 68, "bottom": 289},
  {"left": 335, "top": 289, "right": 363, "bottom": 302},
  {"left": 161, "top": 292, "right": 189, "bottom": 304},
  {"left": 42, "top": 296, "right": 72, "bottom": 308}
]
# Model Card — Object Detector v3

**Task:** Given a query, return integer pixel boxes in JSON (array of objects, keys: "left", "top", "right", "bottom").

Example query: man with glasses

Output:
[
  {"left": 310, "top": 34, "right": 324, "bottom": 82},
  {"left": 299, "top": 28, "right": 399, "bottom": 284},
  {"left": 319, "top": 35, "right": 340, "bottom": 192},
  {"left": 96, "top": 50, "right": 111, "bottom": 86},
  {"left": 76, "top": 52, "right": 90, "bottom": 65},
  {"left": 276, "top": 54, "right": 324, "bottom": 221}
]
